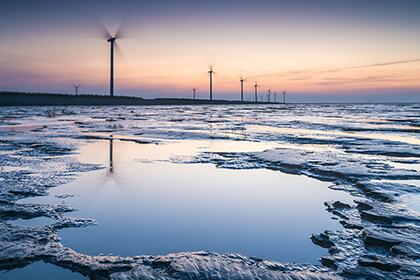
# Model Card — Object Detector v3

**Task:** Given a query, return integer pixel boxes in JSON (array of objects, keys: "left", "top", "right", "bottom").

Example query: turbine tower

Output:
[
  {"left": 254, "top": 82, "right": 258, "bottom": 103},
  {"left": 192, "top": 88, "right": 197, "bottom": 100},
  {"left": 267, "top": 89, "right": 271, "bottom": 103},
  {"left": 107, "top": 37, "right": 116, "bottom": 97},
  {"left": 101, "top": 21, "right": 124, "bottom": 97},
  {"left": 283, "top": 91, "right": 286, "bottom": 104},
  {"left": 208, "top": 67, "right": 214, "bottom": 101},
  {"left": 274, "top": 92, "right": 277, "bottom": 103},
  {"left": 73, "top": 84, "right": 80, "bottom": 95},
  {"left": 240, "top": 77, "right": 245, "bottom": 102}
]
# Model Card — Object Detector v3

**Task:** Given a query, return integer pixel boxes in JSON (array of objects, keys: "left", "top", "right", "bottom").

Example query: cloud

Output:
[
  {"left": 315, "top": 74, "right": 411, "bottom": 86},
  {"left": 246, "top": 58, "right": 420, "bottom": 80},
  {"left": 316, "top": 58, "right": 420, "bottom": 74}
]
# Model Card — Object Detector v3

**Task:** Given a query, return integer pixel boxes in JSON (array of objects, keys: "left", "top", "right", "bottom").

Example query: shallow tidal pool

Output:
[{"left": 19, "top": 139, "right": 354, "bottom": 264}]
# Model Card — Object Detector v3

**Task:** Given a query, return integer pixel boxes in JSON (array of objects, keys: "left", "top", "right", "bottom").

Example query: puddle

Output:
[
  {"left": 9, "top": 217, "right": 55, "bottom": 228},
  {"left": 21, "top": 140, "right": 354, "bottom": 264},
  {"left": 0, "top": 261, "right": 86, "bottom": 280}
]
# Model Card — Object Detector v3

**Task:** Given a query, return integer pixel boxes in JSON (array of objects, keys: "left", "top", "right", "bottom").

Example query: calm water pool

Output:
[
  {"left": 1, "top": 261, "right": 86, "bottom": 280},
  {"left": 19, "top": 139, "right": 354, "bottom": 264}
]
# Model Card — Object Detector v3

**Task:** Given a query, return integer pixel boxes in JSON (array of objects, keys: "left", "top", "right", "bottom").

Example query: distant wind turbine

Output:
[
  {"left": 73, "top": 84, "right": 80, "bottom": 95},
  {"left": 192, "top": 88, "right": 197, "bottom": 100},
  {"left": 267, "top": 89, "right": 271, "bottom": 103},
  {"left": 240, "top": 77, "right": 245, "bottom": 102},
  {"left": 208, "top": 66, "right": 214, "bottom": 101},
  {"left": 283, "top": 91, "right": 286, "bottom": 104},
  {"left": 254, "top": 82, "right": 258, "bottom": 103},
  {"left": 274, "top": 92, "right": 277, "bottom": 103}
]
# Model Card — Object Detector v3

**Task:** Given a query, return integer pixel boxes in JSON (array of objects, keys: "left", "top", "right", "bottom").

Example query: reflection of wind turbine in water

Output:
[
  {"left": 109, "top": 135, "right": 113, "bottom": 172},
  {"left": 91, "top": 136, "right": 123, "bottom": 195},
  {"left": 99, "top": 136, "right": 123, "bottom": 185}
]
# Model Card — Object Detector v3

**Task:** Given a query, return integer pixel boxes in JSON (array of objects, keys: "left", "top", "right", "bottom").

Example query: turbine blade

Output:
[
  {"left": 115, "top": 42, "right": 126, "bottom": 61},
  {"left": 115, "top": 42, "right": 132, "bottom": 72},
  {"left": 94, "top": 15, "right": 112, "bottom": 39},
  {"left": 114, "top": 16, "right": 128, "bottom": 39}
]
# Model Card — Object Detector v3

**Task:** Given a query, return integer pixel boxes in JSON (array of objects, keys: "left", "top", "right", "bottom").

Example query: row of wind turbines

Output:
[
  {"left": 193, "top": 67, "right": 287, "bottom": 103},
  {"left": 73, "top": 24, "right": 287, "bottom": 104}
]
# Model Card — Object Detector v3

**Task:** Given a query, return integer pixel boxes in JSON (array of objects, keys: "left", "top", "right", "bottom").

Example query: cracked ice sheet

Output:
[{"left": 1, "top": 103, "right": 420, "bottom": 279}]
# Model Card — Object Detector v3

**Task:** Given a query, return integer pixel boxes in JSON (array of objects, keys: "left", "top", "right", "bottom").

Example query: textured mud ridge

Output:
[
  {"left": 1, "top": 223, "right": 338, "bottom": 280},
  {"left": 188, "top": 147, "right": 420, "bottom": 279},
  {"left": 1, "top": 104, "right": 419, "bottom": 279}
]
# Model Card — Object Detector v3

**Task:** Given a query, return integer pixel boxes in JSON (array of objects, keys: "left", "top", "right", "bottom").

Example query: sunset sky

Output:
[{"left": 0, "top": 0, "right": 419, "bottom": 102}]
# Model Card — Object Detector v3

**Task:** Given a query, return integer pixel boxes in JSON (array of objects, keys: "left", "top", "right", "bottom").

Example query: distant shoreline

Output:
[
  {"left": 0, "top": 92, "right": 418, "bottom": 106},
  {"left": 0, "top": 92, "right": 259, "bottom": 106}
]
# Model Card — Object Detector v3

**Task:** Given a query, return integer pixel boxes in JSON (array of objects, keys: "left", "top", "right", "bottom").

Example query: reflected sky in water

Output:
[
  {"left": 21, "top": 140, "right": 353, "bottom": 264},
  {"left": 1, "top": 261, "right": 86, "bottom": 280}
]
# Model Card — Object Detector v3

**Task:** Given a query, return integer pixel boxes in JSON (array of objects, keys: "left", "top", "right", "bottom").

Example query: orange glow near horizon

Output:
[{"left": 0, "top": 0, "right": 419, "bottom": 100}]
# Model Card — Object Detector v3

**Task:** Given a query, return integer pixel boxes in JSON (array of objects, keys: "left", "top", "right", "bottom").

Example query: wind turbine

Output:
[
  {"left": 208, "top": 66, "right": 214, "bottom": 101},
  {"left": 73, "top": 84, "right": 80, "bottom": 95},
  {"left": 274, "top": 92, "right": 277, "bottom": 103},
  {"left": 267, "top": 89, "right": 271, "bottom": 103},
  {"left": 192, "top": 88, "right": 197, "bottom": 100},
  {"left": 283, "top": 91, "right": 286, "bottom": 104},
  {"left": 99, "top": 21, "right": 125, "bottom": 97},
  {"left": 240, "top": 77, "right": 245, "bottom": 102},
  {"left": 254, "top": 82, "right": 258, "bottom": 103}
]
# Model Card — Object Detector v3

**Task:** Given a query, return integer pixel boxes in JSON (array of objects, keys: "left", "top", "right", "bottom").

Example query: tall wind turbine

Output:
[
  {"left": 254, "top": 82, "right": 258, "bottom": 103},
  {"left": 240, "top": 77, "right": 245, "bottom": 102},
  {"left": 267, "top": 89, "right": 271, "bottom": 103},
  {"left": 99, "top": 21, "right": 125, "bottom": 97},
  {"left": 208, "top": 66, "right": 214, "bottom": 101},
  {"left": 283, "top": 91, "right": 286, "bottom": 104},
  {"left": 274, "top": 92, "right": 277, "bottom": 103}
]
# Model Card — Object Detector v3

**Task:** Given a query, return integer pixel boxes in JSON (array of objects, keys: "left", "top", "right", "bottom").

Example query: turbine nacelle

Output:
[{"left": 107, "top": 37, "right": 116, "bottom": 43}]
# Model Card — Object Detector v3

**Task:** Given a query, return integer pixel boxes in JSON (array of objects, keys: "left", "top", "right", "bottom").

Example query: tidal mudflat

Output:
[{"left": 0, "top": 104, "right": 419, "bottom": 279}]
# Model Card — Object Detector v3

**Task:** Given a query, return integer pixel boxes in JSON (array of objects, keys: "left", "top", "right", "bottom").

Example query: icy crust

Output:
[
  {"left": 1, "top": 104, "right": 419, "bottom": 279},
  {"left": 0, "top": 224, "right": 339, "bottom": 280},
  {"left": 0, "top": 134, "right": 339, "bottom": 280},
  {"left": 274, "top": 136, "right": 420, "bottom": 158},
  {"left": 190, "top": 148, "right": 420, "bottom": 279},
  {"left": 110, "top": 252, "right": 338, "bottom": 280},
  {"left": 253, "top": 149, "right": 420, "bottom": 182}
]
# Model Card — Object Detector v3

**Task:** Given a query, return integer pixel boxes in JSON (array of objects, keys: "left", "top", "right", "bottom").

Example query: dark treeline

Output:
[{"left": 0, "top": 92, "right": 257, "bottom": 106}]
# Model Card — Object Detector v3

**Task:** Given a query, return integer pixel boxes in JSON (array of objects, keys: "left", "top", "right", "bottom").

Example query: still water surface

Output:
[{"left": 19, "top": 140, "right": 353, "bottom": 264}]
